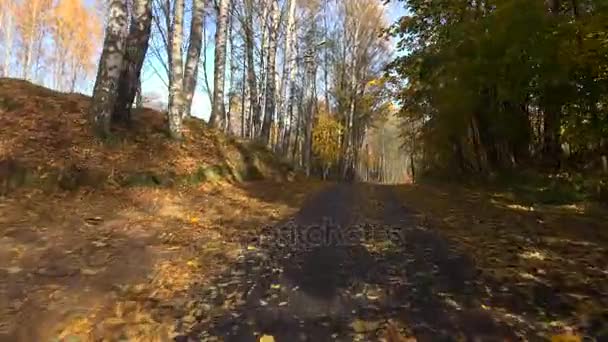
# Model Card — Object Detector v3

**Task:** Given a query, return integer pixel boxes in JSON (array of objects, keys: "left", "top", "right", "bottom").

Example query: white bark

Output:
[
  {"left": 210, "top": 0, "right": 231, "bottom": 128},
  {"left": 167, "top": 0, "right": 185, "bottom": 138},
  {"left": 90, "top": 0, "right": 129, "bottom": 137},
  {"left": 183, "top": 0, "right": 205, "bottom": 117},
  {"left": 260, "top": 0, "right": 280, "bottom": 144},
  {"left": 243, "top": 0, "right": 260, "bottom": 137},
  {"left": 115, "top": 0, "right": 153, "bottom": 121},
  {"left": 280, "top": 0, "right": 297, "bottom": 152},
  {"left": 1, "top": 2, "right": 14, "bottom": 77}
]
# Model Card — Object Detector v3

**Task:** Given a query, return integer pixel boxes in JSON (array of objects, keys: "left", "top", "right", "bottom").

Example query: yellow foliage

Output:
[
  {"left": 550, "top": 333, "right": 582, "bottom": 342},
  {"left": 259, "top": 335, "right": 276, "bottom": 342},
  {"left": 312, "top": 113, "right": 343, "bottom": 168}
]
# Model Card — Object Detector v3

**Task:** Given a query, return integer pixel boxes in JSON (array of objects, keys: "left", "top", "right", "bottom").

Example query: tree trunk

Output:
[
  {"left": 90, "top": 0, "right": 129, "bottom": 138},
  {"left": 292, "top": 90, "right": 303, "bottom": 165},
  {"left": 226, "top": 11, "right": 238, "bottom": 135},
  {"left": 209, "top": 0, "right": 231, "bottom": 128},
  {"left": 258, "top": 0, "right": 270, "bottom": 135},
  {"left": 280, "top": 0, "right": 297, "bottom": 154},
  {"left": 323, "top": 0, "right": 330, "bottom": 113},
  {"left": 167, "top": 0, "right": 185, "bottom": 139},
  {"left": 303, "top": 58, "right": 315, "bottom": 176},
  {"left": 2, "top": 7, "right": 14, "bottom": 77},
  {"left": 470, "top": 114, "right": 490, "bottom": 173},
  {"left": 543, "top": 106, "right": 562, "bottom": 168},
  {"left": 342, "top": 25, "right": 359, "bottom": 179},
  {"left": 114, "top": 0, "right": 153, "bottom": 123},
  {"left": 243, "top": 0, "right": 260, "bottom": 137},
  {"left": 182, "top": 0, "right": 205, "bottom": 117},
  {"left": 241, "top": 58, "right": 248, "bottom": 138},
  {"left": 548, "top": 0, "right": 560, "bottom": 13},
  {"left": 135, "top": 79, "right": 143, "bottom": 108},
  {"left": 260, "top": 0, "right": 279, "bottom": 144}
]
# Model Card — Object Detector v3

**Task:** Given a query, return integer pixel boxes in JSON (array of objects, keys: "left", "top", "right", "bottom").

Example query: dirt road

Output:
[
  {"left": 176, "top": 184, "right": 525, "bottom": 341},
  {"left": 3, "top": 182, "right": 606, "bottom": 341}
]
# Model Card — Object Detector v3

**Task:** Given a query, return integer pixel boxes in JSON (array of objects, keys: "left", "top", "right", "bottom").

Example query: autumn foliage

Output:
[
  {"left": 312, "top": 110, "right": 343, "bottom": 171},
  {"left": 0, "top": 0, "right": 102, "bottom": 90}
]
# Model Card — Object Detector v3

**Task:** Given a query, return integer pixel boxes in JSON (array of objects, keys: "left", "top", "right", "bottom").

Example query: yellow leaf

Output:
[
  {"left": 551, "top": 334, "right": 582, "bottom": 342},
  {"left": 260, "top": 335, "right": 275, "bottom": 342}
]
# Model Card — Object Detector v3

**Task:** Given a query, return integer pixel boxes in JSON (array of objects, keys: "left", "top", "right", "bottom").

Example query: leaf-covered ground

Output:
[
  {"left": 0, "top": 180, "right": 325, "bottom": 340},
  {"left": 2, "top": 180, "right": 606, "bottom": 341},
  {"left": 0, "top": 78, "right": 296, "bottom": 193},
  {"left": 395, "top": 182, "right": 608, "bottom": 340}
]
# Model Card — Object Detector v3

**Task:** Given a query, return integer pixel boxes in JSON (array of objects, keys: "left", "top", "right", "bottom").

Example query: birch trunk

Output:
[
  {"left": 2, "top": 5, "right": 14, "bottom": 77},
  {"left": 280, "top": 0, "right": 297, "bottom": 154},
  {"left": 243, "top": 0, "right": 260, "bottom": 137},
  {"left": 227, "top": 13, "right": 238, "bottom": 134},
  {"left": 209, "top": 0, "right": 231, "bottom": 128},
  {"left": 90, "top": 0, "right": 129, "bottom": 138},
  {"left": 114, "top": 0, "right": 153, "bottom": 123},
  {"left": 303, "top": 55, "right": 315, "bottom": 176},
  {"left": 183, "top": 0, "right": 205, "bottom": 117},
  {"left": 260, "top": 0, "right": 279, "bottom": 144},
  {"left": 167, "top": 0, "right": 185, "bottom": 139},
  {"left": 258, "top": 0, "right": 270, "bottom": 135}
]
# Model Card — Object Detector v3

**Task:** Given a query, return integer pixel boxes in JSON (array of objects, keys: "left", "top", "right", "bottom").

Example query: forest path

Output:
[
  {"left": 3, "top": 181, "right": 604, "bottom": 341},
  {"left": 181, "top": 184, "right": 518, "bottom": 341}
]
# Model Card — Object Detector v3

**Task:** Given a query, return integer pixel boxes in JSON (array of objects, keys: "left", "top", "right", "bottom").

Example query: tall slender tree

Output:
[
  {"left": 167, "top": 0, "right": 185, "bottom": 138},
  {"left": 260, "top": 0, "right": 280, "bottom": 144},
  {"left": 183, "top": 0, "right": 206, "bottom": 117},
  {"left": 114, "top": 0, "right": 153, "bottom": 123},
  {"left": 0, "top": 0, "right": 15, "bottom": 77},
  {"left": 243, "top": 0, "right": 260, "bottom": 137},
  {"left": 90, "top": 0, "right": 129, "bottom": 137},
  {"left": 210, "top": 0, "right": 231, "bottom": 128},
  {"left": 279, "top": 0, "right": 298, "bottom": 153}
]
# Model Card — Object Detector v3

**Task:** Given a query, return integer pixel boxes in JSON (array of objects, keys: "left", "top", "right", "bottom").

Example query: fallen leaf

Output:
[
  {"left": 92, "top": 241, "right": 108, "bottom": 248},
  {"left": 81, "top": 267, "right": 105, "bottom": 276},
  {"left": 5, "top": 266, "right": 23, "bottom": 274},
  {"left": 350, "top": 319, "right": 381, "bottom": 333},
  {"left": 551, "top": 333, "right": 582, "bottom": 342},
  {"left": 259, "top": 335, "right": 275, "bottom": 342}
]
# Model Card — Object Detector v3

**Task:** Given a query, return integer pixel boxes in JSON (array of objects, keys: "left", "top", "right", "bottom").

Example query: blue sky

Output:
[{"left": 140, "top": 1, "right": 408, "bottom": 121}]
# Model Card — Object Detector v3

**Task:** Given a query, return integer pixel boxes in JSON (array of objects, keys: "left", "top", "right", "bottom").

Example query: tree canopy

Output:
[{"left": 389, "top": 0, "right": 608, "bottom": 177}]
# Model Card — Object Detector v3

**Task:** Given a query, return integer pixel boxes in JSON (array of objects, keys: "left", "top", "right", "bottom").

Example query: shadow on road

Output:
[{"left": 178, "top": 184, "right": 520, "bottom": 341}]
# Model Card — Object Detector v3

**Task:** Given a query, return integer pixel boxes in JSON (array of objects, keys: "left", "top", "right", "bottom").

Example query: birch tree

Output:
[
  {"left": 243, "top": 0, "right": 260, "bottom": 137},
  {"left": 114, "top": 0, "right": 153, "bottom": 122},
  {"left": 260, "top": 0, "right": 280, "bottom": 144},
  {"left": 0, "top": 0, "right": 15, "bottom": 77},
  {"left": 183, "top": 0, "right": 206, "bottom": 117},
  {"left": 280, "top": 0, "right": 298, "bottom": 153},
  {"left": 17, "top": 0, "right": 53, "bottom": 80},
  {"left": 209, "top": 0, "right": 231, "bottom": 128},
  {"left": 167, "top": 0, "right": 185, "bottom": 138},
  {"left": 90, "top": 0, "right": 129, "bottom": 137}
]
